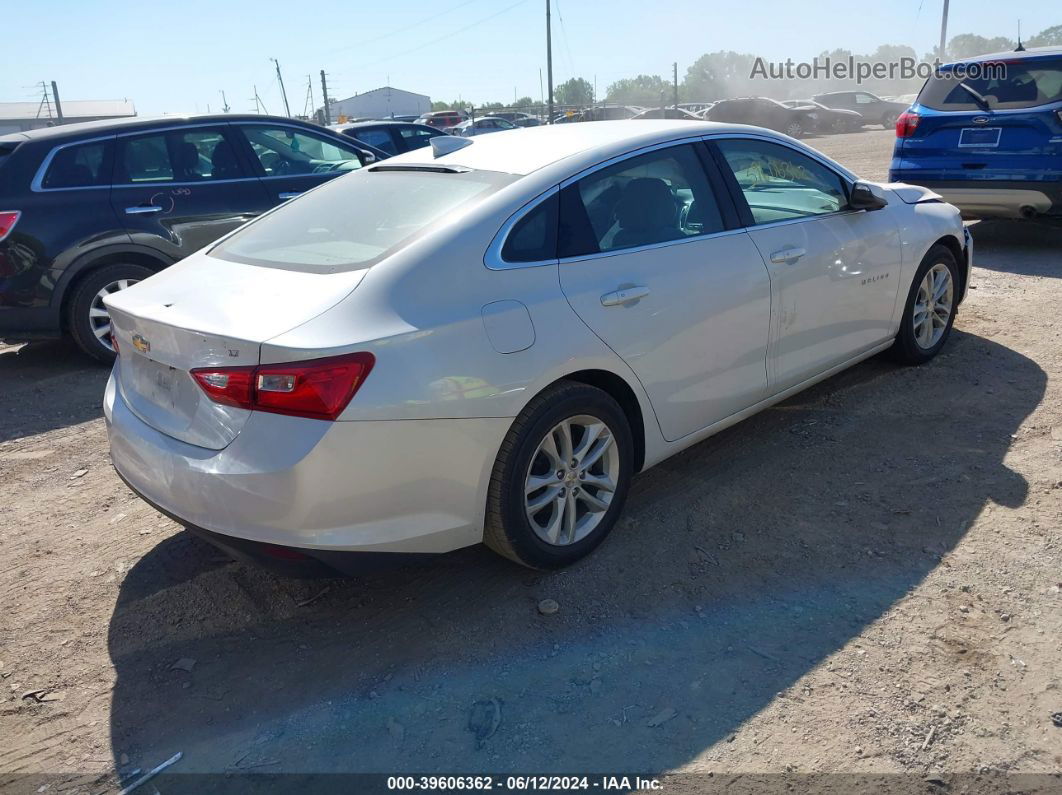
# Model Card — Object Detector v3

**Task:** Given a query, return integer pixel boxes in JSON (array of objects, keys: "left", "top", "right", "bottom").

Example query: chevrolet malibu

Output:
[{"left": 104, "top": 121, "right": 971, "bottom": 572}]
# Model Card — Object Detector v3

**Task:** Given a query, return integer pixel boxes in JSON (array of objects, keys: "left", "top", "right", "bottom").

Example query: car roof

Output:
[
  {"left": 335, "top": 120, "right": 431, "bottom": 129},
  {"left": 943, "top": 44, "right": 1062, "bottom": 66},
  {"left": 0, "top": 113, "right": 323, "bottom": 145},
  {"left": 382, "top": 119, "right": 790, "bottom": 176}
]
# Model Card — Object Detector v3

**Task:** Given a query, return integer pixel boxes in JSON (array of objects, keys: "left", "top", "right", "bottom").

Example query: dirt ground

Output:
[{"left": 1, "top": 129, "right": 1060, "bottom": 793}]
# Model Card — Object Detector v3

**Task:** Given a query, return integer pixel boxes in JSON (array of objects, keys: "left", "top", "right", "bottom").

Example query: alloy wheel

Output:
[
  {"left": 912, "top": 263, "right": 953, "bottom": 349},
  {"left": 89, "top": 278, "right": 139, "bottom": 352},
  {"left": 524, "top": 414, "right": 619, "bottom": 546}
]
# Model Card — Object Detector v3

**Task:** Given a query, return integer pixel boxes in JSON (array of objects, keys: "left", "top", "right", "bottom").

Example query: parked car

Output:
[
  {"left": 889, "top": 46, "right": 1062, "bottom": 220},
  {"left": 677, "top": 102, "right": 714, "bottom": 115},
  {"left": 704, "top": 97, "right": 817, "bottom": 138},
  {"left": 780, "top": 100, "right": 864, "bottom": 133},
  {"left": 453, "top": 116, "right": 519, "bottom": 136},
  {"left": 482, "top": 111, "right": 541, "bottom": 127},
  {"left": 416, "top": 110, "right": 467, "bottom": 131},
  {"left": 0, "top": 114, "right": 372, "bottom": 361},
  {"left": 812, "top": 91, "right": 910, "bottom": 128},
  {"left": 630, "top": 107, "right": 701, "bottom": 120},
  {"left": 390, "top": 115, "right": 420, "bottom": 123},
  {"left": 104, "top": 121, "right": 969, "bottom": 574},
  {"left": 331, "top": 120, "right": 448, "bottom": 158}
]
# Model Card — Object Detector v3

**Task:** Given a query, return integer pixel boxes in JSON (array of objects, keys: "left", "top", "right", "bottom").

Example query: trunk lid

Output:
[{"left": 105, "top": 251, "right": 366, "bottom": 450}]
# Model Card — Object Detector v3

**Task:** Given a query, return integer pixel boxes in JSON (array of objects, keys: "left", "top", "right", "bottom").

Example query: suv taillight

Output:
[
  {"left": 0, "top": 211, "right": 20, "bottom": 242},
  {"left": 191, "top": 352, "right": 375, "bottom": 421},
  {"left": 895, "top": 111, "right": 920, "bottom": 138}
]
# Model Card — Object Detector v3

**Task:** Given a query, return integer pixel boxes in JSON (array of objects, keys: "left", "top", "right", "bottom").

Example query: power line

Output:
[
  {"left": 324, "top": 0, "right": 483, "bottom": 55},
  {"left": 356, "top": 0, "right": 530, "bottom": 69}
]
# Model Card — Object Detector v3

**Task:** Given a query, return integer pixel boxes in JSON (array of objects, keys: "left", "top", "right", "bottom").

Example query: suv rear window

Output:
[
  {"left": 918, "top": 57, "right": 1062, "bottom": 111},
  {"left": 42, "top": 140, "right": 113, "bottom": 189},
  {"left": 212, "top": 168, "right": 514, "bottom": 273}
]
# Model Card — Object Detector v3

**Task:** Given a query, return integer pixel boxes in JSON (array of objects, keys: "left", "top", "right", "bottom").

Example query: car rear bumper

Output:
[
  {"left": 887, "top": 179, "right": 1062, "bottom": 220},
  {"left": 105, "top": 367, "right": 510, "bottom": 555}
]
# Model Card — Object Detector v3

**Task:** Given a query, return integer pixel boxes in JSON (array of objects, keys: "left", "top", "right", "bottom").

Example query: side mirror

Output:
[
  {"left": 849, "top": 181, "right": 888, "bottom": 211},
  {"left": 360, "top": 149, "right": 377, "bottom": 165}
]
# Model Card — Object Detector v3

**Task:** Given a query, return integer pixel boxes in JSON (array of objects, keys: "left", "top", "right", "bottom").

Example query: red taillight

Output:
[
  {"left": 0, "top": 211, "right": 20, "bottom": 242},
  {"left": 190, "top": 352, "right": 374, "bottom": 421},
  {"left": 895, "top": 111, "right": 920, "bottom": 138}
]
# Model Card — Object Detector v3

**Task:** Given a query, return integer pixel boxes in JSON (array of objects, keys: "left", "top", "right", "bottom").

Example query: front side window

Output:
[
  {"left": 42, "top": 140, "right": 112, "bottom": 188},
  {"left": 398, "top": 127, "right": 442, "bottom": 151},
  {"left": 558, "top": 144, "right": 725, "bottom": 257},
  {"left": 855, "top": 93, "right": 876, "bottom": 104},
  {"left": 240, "top": 126, "right": 362, "bottom": 177},
  {"left": 716, "top": 139, "right": 847, "bottom": 224},
  {"left": 172, "top": 128, "right": 245, "bottom": 181},
  {"left": 351, "top": 128, "right": 398, "bottom": 156},
  {"left": 212, "top": 168, "right": 513, "bottom": 273}
]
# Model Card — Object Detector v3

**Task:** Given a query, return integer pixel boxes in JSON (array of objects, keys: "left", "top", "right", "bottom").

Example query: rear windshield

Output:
[
  {"left": 211, "top": 168, "right": 513, "bottom": 273},
  {"left": 918, "top": 57, "right": 1062, "bottom": 111}
]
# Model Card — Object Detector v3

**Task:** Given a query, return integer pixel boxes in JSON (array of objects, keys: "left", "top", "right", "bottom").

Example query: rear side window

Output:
[
  {"left": 212, "top": 168, "right": 513, "bottom": 273},
  {"left": 42, "top": 140, "right": 113, "bottom": 189},
  {"left": 918, "top": 58, "right": 1062, "bottom": 110},
  {"left": 352, "top": 128, "right": 398, "bottom": 156},
  {"left": 502, "top": 194, "right": 558, "bottom": 262}
]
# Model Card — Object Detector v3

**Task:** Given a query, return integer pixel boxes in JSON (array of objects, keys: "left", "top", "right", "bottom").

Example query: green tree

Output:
[
  {"left": 1028, "top": 24, "right": 1062, "bottom": 47},
  {"left": 946, "top": 34, "right": 1015, "bottom": 59},
  {"left": 606, "top": 74, "right": 671, "bottom": 107},
  {"left": 554, "top": 77, "right": 593, "bottom": 107},
  {"left": 512, "top": 96, "right": 535, "bottom": 109},
  {"left": 683, "top": 51, "right": 759, "bottom": 101}
]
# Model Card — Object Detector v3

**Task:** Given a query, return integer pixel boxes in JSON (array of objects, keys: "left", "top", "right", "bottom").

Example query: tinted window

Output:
[
  {"left": 398, "top": 126, "right": 441, "bottom": 151},
  {"left": 42, "top": 140, "right": 112, "bottom": 188},
  {"left": 213, "top": 169, "right": 513, "bottom": 273},
  {"left": 917, "top": 58, "right": 1062, "bottom": 110},
  {"left": 502, "top": 193, "right": 558, "bottom": 262},
  {"left": 117, "top": 133, "right": 173, "bottom": 183},
  {"left": 717, "top": 139, "right": 847, "bottom": 224},
  {"left": 174, "top": 129, "right": 245, "bottom": 180},
  {"left": 854, "top": 93, "right": 876, "bottom": 104},
  {"left": 240, "top": 125, "right": 362, "bottom": 177},
  {"left": 558, "top": 144, "right": 725, "bottom": 257},
  {"left": 351, "top": 128, "right": 398, "bottom": 156}
]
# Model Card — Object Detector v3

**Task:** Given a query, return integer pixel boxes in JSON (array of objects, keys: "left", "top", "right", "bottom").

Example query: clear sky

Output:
[{"left": 4, "top": 0, "right": 1057, "bottom": 115}]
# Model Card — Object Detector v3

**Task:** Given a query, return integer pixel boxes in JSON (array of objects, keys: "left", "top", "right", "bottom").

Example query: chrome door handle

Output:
[
  {"left": 770, "top": 247, "right": 806, "bottom": 264},
  {"left": 600, "top": 285, "right": 650, "bottom": 306},
  {"left": 278, "top": 192, "right": 302, "bottom": 200},
  {"left": 125, "top": 205, "right": 163, "bottom": 215}
]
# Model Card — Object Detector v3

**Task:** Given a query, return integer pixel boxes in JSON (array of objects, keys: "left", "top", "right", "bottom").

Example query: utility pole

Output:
[
  {"left": 320, "top": 70, "right": 331, "bottom": 124},
  {"left": 938, "top": 0, "right": 950, "bottom": 61},
  {"left": 272, "top": 58, "right": 291, "bottom": 117},
  {"left": 545, "top": 0, "right": 554, "bottom": 123},
  {"left": 50, "top": 81, "right": 64, "bottom": 123},
  {"left": 37, "top": 82, "right": 53, "bottom": 121},
  {"left": 672, "top": 62, "right": 679, "bottom": 109},
  {"left": 250, "top": 85, "right": 268, "bottom": 115},
  {"left": 219, "top": 90, "right": 230, "bottom": 113}
]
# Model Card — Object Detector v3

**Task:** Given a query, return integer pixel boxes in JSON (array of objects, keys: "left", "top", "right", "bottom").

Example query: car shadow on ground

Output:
[
  {"left": 105, "top": 328, "right": 1043, "bottom": 788},
  {"left": 0, "top": 340, "right": 108, "bottom": 443},
  {"left": 970, "top": 219, "right": 1062, "bottom": 278}
]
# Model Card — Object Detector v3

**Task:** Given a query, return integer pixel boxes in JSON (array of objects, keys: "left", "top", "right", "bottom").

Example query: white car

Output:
[
  {"left": 453, "top": 116, "right": 519, "bottom": 137},
  {"left": 104, "top": 121, "right": 970, "bottom": 572}
]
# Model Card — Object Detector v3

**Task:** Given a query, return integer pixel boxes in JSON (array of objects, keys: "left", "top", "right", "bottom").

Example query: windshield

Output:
[
  {"left": 212, "top": 168, "right": 514, "bottom": 273},
  {"left": 917, "top": 57, "right": 1062, "bottom": 111}
]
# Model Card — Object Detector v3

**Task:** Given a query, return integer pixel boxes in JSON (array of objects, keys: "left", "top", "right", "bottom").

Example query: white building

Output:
[
  {"left": 0, "top": 99, "right": 136, "bottom": 134},
  {"left": 321, "top": 87, "right": 431, "bottom": 121}
]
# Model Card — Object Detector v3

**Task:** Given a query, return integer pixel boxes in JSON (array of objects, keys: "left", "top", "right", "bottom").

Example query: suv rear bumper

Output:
[{"left": 890, "top": 179, "right": 1062, "bottom": 220}]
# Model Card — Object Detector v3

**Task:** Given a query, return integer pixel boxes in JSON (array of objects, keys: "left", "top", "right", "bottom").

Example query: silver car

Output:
[{"left": 105, "top": 121, "right": 970, "bottom": 571}]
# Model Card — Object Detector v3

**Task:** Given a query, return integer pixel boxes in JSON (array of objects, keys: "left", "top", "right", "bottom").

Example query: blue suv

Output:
[{"left": 889, "top": 47, "right": 1062, "bottom": 220}]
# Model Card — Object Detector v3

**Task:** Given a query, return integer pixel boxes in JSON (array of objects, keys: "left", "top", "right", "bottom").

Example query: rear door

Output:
[
  {"left": 897, "top": 55, "right": 1062, "bottom": 183},
  {"left": 556, "top": 142, "right": 772, "bottom": 441},
  {"left": 234, "top": 123, "right": 365, "bottom": 205},
  {"left": 110, "top": 125, "right": 272, "bottom": 259}
]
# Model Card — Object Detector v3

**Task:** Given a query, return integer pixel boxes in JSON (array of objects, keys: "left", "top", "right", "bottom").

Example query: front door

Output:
[
  {"left": 110, "top": 125, "right": 272, "bottom": 259},
  {"left": 557, "top": 143, "right": 772, "bottom": 442},
  {"left": 713, "top": 137, "right": 901, "bottom": 392}
]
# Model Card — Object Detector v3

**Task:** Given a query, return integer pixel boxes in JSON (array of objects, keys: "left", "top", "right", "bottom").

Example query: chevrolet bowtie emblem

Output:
[{"left": 131, "top": 334, "right": 151, "bottom": 354}]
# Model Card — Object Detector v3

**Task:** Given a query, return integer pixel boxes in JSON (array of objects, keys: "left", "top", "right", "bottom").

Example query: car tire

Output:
[
  {"left": 784, "top": 121, "right": 804, "bottom": 138},
  {"left": 889, "top": 244, "right": 960, "bottom": 365},
  {"left": 68, "top": 263, "right": 153, "bottom": 364},
  {"left": 484, "top": 381, "right": 634, "bottom": 569},
  {"left": 881, "top": 112, "right": 899, "bottom": 129}
]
